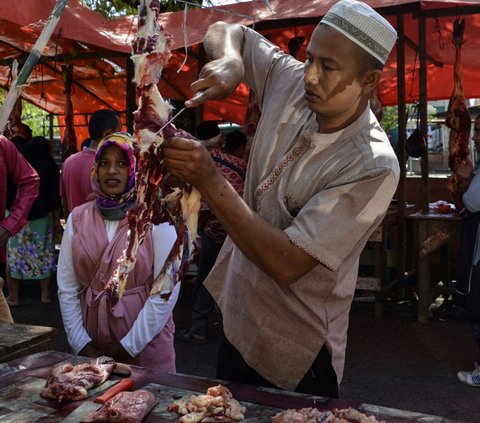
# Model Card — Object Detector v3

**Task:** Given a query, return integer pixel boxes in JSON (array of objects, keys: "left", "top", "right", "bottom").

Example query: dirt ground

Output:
[{"left": 6, "top": 277, "right": 480, "bottom": 423}]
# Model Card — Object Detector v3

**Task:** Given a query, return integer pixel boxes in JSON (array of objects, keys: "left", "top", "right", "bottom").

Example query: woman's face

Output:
[{"left": 97, "top": 144, "right": 130, "bottom": 196}]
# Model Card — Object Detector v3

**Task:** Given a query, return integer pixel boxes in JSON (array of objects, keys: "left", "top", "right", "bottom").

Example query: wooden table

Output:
[
  {"left": 0, "top": 351, "right": 471, "bottom": 422},
  {"left": 0, "top": 322, "right": 56, "bottom": 364},
  {"left": 406, "top": 212, "right": 461, "bottom": 323}
]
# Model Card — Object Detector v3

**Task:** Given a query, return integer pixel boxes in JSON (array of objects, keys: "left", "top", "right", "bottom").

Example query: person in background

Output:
[
  {"left": 6, "top": 136, "right": 62, "bottom": 306},
  {"left": 177, "top": 124, "right": 247, "bottom": 344},
  {"left": 60, "top": 109, "right": 122, "bottom": 218},
  {"left": 223, "top": 130, "right": 248, "bottom": 159},
  {"left": 0, "top": 135, "right": 39, "bottom": 318},
  {"left": 57, "top": 132, "right": 178, "bottom": 370},
  {"left": 455, "top": 114, "right": 480, "bottom": 387},
  {"left": 164, "top": 0, "right": 399, "bottom": 397}
]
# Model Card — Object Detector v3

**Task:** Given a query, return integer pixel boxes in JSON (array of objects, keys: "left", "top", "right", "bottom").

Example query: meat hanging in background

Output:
[
  {"left": 104, "top": 0, "right": 200, "bottom": 306},
  {"left": 445, "top": 17, "right": 472, "bottom": 206},
  {"left": 61, "top": 64, "right": 77, "bottom": 161}
]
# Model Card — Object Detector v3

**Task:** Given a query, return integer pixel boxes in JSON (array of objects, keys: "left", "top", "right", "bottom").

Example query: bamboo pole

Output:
[{"left": 0, "top": 0, "right": 69, "bottom": 133}]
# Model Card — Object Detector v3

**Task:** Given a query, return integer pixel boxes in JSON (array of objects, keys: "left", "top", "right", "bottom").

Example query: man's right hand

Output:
[
  {"left": 185, "top": 22, "right": 245, "bottom": 109},
  {"left": 185, "top": 56, "right": 244, "bottom": 108},
  {"left": 0, "top": 227, "right": 10, "bottom": 247}
]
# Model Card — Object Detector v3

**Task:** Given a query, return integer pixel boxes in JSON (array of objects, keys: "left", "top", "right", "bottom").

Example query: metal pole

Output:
[
  {"left": 396, "top": 10, "right": 407, "bottom": 280},
  {"left": 0, "top": 0, "right": 69, "bottom": 133},
  {"left": 419, "top": 12, "right": 430, "bottom": 213}
]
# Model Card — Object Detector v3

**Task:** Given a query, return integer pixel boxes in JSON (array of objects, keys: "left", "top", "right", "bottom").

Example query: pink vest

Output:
[{"left": 71, "top": 201, "right": 175, "bottom": 371}]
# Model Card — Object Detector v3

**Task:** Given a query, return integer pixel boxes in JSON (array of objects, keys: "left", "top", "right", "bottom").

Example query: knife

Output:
[{"left": 59, "top": 378, "right": 134, "bottom": 423}]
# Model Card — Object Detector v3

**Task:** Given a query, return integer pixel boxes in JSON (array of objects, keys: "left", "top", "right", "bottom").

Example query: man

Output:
[
  {"left": 60, "top": 109, "right": 122, "bottom": 217},
  {"left": 455, "top": 115, "right": 480, "bottom": 387},
  {"left": 164, "top": 0, "right": 399, "bottom": 397},
  {"left": 177, "top": 122, "right": 247, "bottom": 344},
  {"left": 0, "top": 135, "right": 39, "bottom": 321}
]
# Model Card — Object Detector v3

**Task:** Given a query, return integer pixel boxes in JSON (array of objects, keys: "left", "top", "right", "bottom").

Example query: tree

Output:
[
  {"left": 0, "top": 89, "right": 59, "bottom": 138},
  {"left": 79, "top": 0, "right": 203, "bottom": 18}
]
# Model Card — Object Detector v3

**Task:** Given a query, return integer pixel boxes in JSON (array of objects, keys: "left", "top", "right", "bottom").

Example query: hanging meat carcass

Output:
[
  {"left": 104, "top": 0, "right": 200, "bottom": 306},
  {"left": 61, "top": 64, "right": 77, "bottom": 161},
  {"left": 446, "top": 17, "right": 472, "bottom": 206}
]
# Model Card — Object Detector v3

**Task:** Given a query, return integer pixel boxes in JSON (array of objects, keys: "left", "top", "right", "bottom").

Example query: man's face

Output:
[
  {"left": 473, "top": 117, "right": 480, "bottom": 154},
  {"left": 303, "top": 24, "right": 369, "bottom": 120}
]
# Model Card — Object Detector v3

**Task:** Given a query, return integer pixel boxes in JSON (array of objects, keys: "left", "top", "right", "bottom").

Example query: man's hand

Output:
[
  {"left": 184, "top": 22, "right": 245, "bottom": 108},
  {"left": 0, "top": 227, "right": 10, "bottom": 248},
  {"left": 163, "top": 137, "right": 222, "bottom": 192},
  {"left": 185, "top": 56, "right": 244, "bottom": 108}
]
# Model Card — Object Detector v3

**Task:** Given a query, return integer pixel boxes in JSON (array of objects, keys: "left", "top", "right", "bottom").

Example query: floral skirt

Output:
[{"left": 7, "top": 213, "right": 56, "bottom": 280}]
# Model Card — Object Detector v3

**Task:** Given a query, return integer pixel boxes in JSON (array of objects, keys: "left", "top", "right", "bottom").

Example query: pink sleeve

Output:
[{"left": 0, "top": 137, "right": 40, "bottom": 236}]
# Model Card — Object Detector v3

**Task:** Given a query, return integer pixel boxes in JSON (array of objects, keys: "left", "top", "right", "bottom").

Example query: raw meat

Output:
[
  {"left": 82, "top": 389, "right": 157, "bottom": 423},
  {"left": 62, "top": 64, "right": 77, "bottom": 161},
  {"left": 104, "top": 0, "right": 199, "bottom": 307},
  {"left": 446, "top": 17, "right": 472, "bottom": 201},
  {"left": 271, "top": 407, "right": 386, "bottom": 423},
  {"left": 40, "top": 356, "right": 116, "bottom": 402},
  {"left": 168, "top": 384, "right": 246, "bottom": 422}
]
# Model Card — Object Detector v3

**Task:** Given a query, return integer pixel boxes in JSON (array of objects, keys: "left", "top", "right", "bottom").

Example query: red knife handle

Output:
[{"left": 94, "top": 378, "right": 134, "bottom": 404}]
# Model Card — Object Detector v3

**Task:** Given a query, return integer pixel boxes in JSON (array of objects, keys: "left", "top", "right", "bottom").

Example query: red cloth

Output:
[
  {"left": 60, "top": 148, "right": 95, "bottom": 213},
  {"left": 0, "top": 135, "right": 39, "bottom": 262}
]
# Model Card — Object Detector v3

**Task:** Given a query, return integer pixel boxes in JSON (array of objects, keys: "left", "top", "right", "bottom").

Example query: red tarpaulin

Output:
[{"left": 2, "top": 0, "right": 480, "bottom": 146}]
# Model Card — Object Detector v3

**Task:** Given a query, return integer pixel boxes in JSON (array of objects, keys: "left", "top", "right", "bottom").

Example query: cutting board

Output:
[{"left": 143, "top": 383, "right": 283, "bottom": 422}]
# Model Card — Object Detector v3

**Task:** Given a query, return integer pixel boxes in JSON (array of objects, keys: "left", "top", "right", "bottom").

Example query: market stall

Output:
[{"left": 0, "top": 350, "right": 471, "bottom": 422}]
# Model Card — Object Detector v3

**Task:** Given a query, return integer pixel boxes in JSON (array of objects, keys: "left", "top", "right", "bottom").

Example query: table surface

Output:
[
  {"left": 0, "top": 351, "right": 470, "bottom": 423},
  {"left": 406, "top": 212, "right": 461, "bottom": 221},
  {"left": 0, "top": 322, "right": 56, "bottom": 362}
]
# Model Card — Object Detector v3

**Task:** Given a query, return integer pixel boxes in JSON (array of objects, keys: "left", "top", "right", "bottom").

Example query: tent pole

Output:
[
  {"left": 396, "top": 10, "right": 407, "bottom": 280},
  {"left": 419, "top": 12, "right": 429, "bottom": 213},
  {"left": 126, "top": 57, "right": 136, "bottom": 134},
  {"left": 0, "top": 0, "right": 69, "bottom": 134}
]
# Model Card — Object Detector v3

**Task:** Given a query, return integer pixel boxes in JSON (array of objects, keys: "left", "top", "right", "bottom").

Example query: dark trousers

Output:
[
  {"left": 216, "top": 329, "right": 339, "bottom": 398},
  {"left": 190, "top": 233, "right": 223, "bottom": 337},
  {"left": 466, "top": 265, "right": 480, "bottom": 347}
]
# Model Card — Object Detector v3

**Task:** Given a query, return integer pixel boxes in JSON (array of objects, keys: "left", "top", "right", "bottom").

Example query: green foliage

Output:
[
  {"left": 79, "top": 0, "right": 203, "bottom": 18},
  {"left": 0, "top": 89, "right": 59, "bottom": 137},
  {"left": 380, "top": 106, "right": 398, "bottom": 133},
  {"left": 80, "top": 0, "right": 137, "bottom": 17}
]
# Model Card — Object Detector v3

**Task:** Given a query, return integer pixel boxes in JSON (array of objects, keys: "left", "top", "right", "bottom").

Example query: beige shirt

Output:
[{"left": 205, "top": 28, "right": 400, "bottom": 391}]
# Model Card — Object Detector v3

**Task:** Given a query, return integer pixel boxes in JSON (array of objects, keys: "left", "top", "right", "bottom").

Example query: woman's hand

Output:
[
  {"left": 97, "top": 344, "right": 131, "bottom": 362},
  {"left": 0, "top": 227, "right": 10, "bottom": 247},
  {"left": 78, "top": 343, "right": 98, "bottom": 358}
]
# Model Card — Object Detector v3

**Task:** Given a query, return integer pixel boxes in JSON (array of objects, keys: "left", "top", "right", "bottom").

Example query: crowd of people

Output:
[{"left": 1, "top": 0, "right": 479, "bottom": 401}]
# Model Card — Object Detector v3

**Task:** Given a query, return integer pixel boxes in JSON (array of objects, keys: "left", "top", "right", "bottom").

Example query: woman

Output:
[
  {"left": 6, "top": 136, "right": 62, "bottom": 306},
  {"left": 57, "top": 132, "right": 178, "bottom": 371}
]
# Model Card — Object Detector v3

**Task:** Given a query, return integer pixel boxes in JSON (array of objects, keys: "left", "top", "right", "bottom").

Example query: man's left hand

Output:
[{"left": 163, "top": 137, "right": 221, "bottom": 191}]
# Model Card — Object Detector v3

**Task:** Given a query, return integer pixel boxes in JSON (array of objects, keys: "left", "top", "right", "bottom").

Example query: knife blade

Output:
[{"left": 59, "top": 378, "right": 134, "bottom": 422}]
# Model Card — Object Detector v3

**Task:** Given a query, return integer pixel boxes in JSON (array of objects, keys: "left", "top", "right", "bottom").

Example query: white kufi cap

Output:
[{"left": 321, "top": 0, "right": 397, "bottom": 65}]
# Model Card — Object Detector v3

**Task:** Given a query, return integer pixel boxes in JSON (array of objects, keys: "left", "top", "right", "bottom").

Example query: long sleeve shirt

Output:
[{"left": 0, "top": 135, "right": 39, "bottom": 261}]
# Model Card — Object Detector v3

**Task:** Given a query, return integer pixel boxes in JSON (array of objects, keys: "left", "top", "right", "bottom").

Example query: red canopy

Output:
[{"left": 1, "top": 0, "right": 480, "bottom": 145}]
